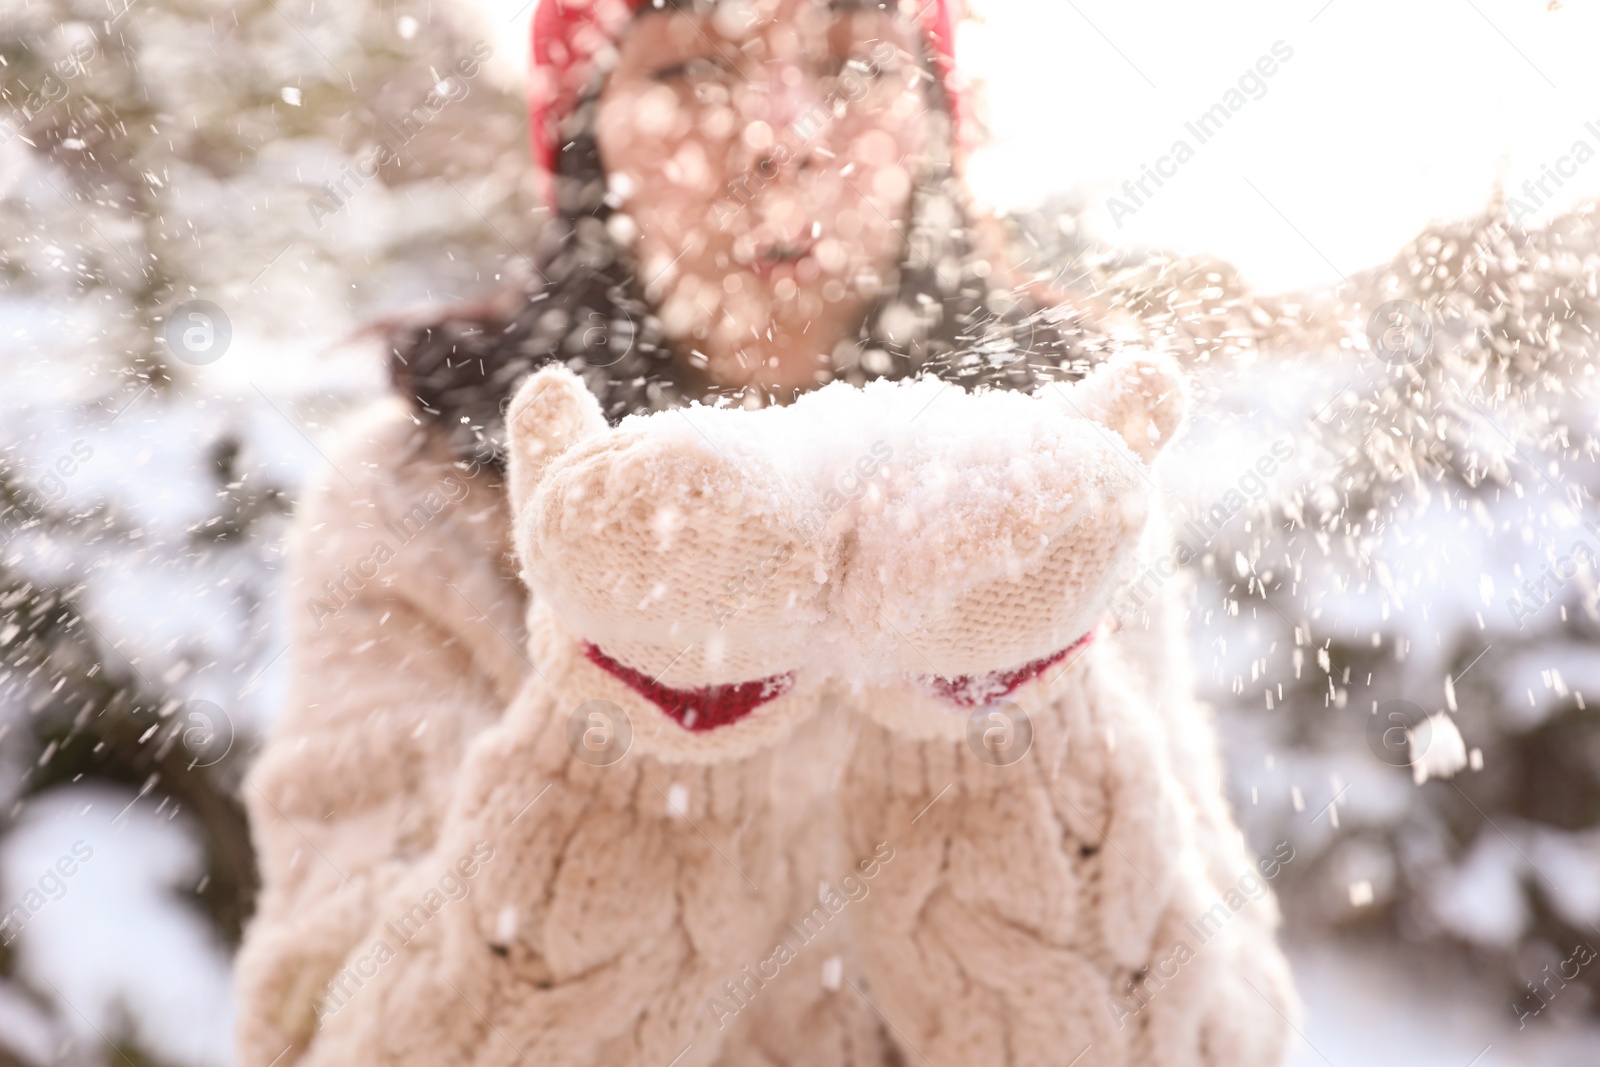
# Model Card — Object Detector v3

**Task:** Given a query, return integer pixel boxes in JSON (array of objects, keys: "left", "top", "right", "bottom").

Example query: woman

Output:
[{"left": 236, "top": 2, "right": 1294, "bottom": 1065}]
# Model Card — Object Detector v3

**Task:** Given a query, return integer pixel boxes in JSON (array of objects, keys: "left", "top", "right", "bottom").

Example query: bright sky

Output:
[{"left": 468, "top": 0, "right": 1600, "bottom": 293}]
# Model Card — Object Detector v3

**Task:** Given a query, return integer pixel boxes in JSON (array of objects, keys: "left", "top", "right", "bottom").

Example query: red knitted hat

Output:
[{"left": 526, "top": 0, "right": 963, "bottom": 201}]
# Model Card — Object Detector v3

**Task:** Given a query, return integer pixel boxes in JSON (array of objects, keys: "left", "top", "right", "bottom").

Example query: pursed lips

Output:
[{"left": 751, "top": 241, "right": 815, "bottom": 280}]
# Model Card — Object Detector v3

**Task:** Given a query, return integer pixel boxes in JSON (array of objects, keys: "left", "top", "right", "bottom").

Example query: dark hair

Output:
[{"left": 388, "top": 0, "right": 1105, "bottom": 467}]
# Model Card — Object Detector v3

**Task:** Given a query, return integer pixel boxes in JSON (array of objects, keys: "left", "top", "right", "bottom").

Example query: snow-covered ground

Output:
[
  {"left": 1287, "top": 939, "right": 1600, "bottom": 1067},
  {"left": 0, "top": 786, "right": 236, "bottom": 1067}
]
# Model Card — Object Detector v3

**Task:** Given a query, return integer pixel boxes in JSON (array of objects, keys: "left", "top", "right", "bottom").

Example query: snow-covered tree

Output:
[{"left": 0, "top": 0, "right": 534, "bottom": 1061}]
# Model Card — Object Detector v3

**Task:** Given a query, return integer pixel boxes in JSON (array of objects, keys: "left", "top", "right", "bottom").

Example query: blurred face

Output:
[{"left": 596, "top": 0, "right": 930, "bottom": 393}]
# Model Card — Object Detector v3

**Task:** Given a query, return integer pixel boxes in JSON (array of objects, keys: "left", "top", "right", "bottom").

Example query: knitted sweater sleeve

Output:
[{"left": 235, "top": 399, "right": 525, "bottom": 1067}]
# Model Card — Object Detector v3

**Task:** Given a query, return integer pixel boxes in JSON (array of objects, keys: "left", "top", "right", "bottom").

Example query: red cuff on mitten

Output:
[
  {"left": 583, "top": 627, "right": 1096, "bottom": 729},
  {"left": 582, "top": 643, "right": 797, "bottom": 732},
  {"left": 921, "top": 629, "right": 1097, "bottom": 708}
]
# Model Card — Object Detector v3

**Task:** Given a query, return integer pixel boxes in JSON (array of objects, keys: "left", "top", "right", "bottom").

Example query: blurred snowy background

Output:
[{"left": 2, "top": 0, "right": 1599, "bottom": 1064}]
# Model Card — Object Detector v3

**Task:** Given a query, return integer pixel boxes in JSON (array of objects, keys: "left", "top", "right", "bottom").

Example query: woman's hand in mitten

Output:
[
  {"left": 299, "top": 365, "right": 839, "bottom": 1066},
  {"left": 504, "top": 364, "right": 843, "bottom": 760},
  {"left": 825, "top": 353, "right": 1297, "bottom": 1067},
  {"left": 836, "top": 351, "right": 1187, "bottom": 698}
]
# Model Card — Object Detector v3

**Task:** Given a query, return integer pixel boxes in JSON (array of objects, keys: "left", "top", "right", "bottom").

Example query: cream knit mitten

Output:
[
  {"left": 508, "top": 363, "right": 846, "bottom": 761},
  {"left": 837, "top": 352, "right": 1181, "bottom": 679},
  {"left": 832, "top": 353, "right": 1298, "bottom": 1067},
  {"left": 300, "top": 367, "right": 866, "bottom": 1067}
]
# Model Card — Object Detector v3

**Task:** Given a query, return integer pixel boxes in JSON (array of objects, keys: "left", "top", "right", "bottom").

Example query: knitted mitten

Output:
[
  {"left": 834, "top": 351, "right": 1186, "bottom": 710},
  {"left": 298, "top": 366, "right": 868, "bottom": 1067},
  {"left": 508, "top": 364, "right": 846, "bottom": 761},
  {"left": 830, "top": 353, "right": 1298, "bottom": 1067}
]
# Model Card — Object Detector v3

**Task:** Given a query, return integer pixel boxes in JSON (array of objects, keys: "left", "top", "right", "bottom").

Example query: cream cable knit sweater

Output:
[{"left": 236, "top": 354, "right": 1296, "bottom": 1067}]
